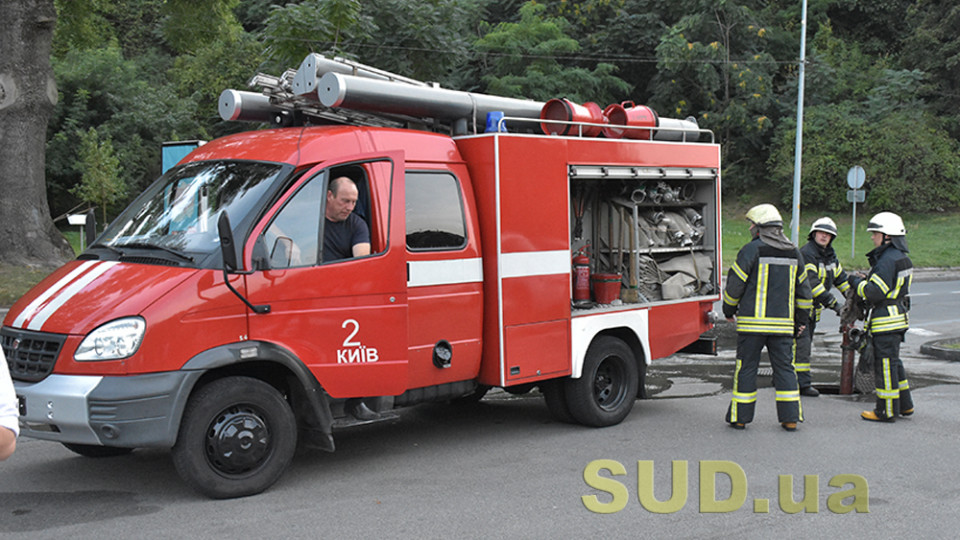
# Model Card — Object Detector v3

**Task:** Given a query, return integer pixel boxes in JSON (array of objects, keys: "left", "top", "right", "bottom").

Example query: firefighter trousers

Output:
[
  {"left": 795, "top": 318, "right": 817, "bottom": 389},
  {"left": 726, "top": 333, "right": 802, "bottom": 425},
  {"left": 871, "top": 332, "right": 914, "bottom": 419}
]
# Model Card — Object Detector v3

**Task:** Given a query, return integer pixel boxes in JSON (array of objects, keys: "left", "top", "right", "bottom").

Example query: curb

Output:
[{"left": 920, "top": 338, "right": 960, "bottom": 362}]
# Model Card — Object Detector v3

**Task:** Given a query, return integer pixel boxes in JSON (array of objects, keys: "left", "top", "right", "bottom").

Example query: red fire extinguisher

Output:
[{"left": 573, "top": 246, "right": 591, "bottom": 301}]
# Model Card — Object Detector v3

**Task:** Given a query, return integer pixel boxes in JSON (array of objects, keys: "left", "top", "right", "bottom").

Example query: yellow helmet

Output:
[
  {"left": 867, "top": 212, "right": 905, "bottom": 236},
  {"left": 745, "top": 204, "right": 782, "bottom": 226}
]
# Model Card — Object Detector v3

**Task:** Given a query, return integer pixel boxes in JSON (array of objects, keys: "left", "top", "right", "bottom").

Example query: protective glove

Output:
[{"left": 830, "top": 299, "right": 844, "bottom": 315}]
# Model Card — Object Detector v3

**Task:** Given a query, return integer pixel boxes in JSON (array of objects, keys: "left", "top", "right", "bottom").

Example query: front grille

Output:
[{"left": 1, "top": 326, "right": 67, "bottom": 382}]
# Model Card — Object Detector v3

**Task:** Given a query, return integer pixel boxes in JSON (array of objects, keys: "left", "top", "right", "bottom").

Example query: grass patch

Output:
[{"left": 0, "top": 264, "right": 54, "bottom": 308}]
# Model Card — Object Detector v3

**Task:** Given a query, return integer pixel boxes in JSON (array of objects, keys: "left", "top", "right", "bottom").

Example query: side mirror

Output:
[
  {"left": 217, "top": 211, "right": 270, "bottom": 314},
  {"left": 217, "top": 211, "right": 238, "bottom": 272}
]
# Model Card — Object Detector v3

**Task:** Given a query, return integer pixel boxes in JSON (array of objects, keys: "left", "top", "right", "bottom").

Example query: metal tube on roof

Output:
[
  {"left": 218, "top": 89, "right": 283, "bottom": 123},
  {"left": 316, "top": 72, "right": 545, "bottom": 125}
]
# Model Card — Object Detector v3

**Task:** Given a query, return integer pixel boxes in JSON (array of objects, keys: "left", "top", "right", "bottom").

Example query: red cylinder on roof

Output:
[
  {"left": 602, "top": 101, "right": 658, "bottom": 140},
  {"left": 540, "top": 99, "right": 605, "bottom": 137}
]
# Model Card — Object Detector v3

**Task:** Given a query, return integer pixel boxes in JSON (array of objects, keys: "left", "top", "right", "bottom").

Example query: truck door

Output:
[
  {"left": 243, "top": 157, "right": 408, "bottom": 398},
  {"left": 404, "top": 170, "right": 484, "bottom": 388}
]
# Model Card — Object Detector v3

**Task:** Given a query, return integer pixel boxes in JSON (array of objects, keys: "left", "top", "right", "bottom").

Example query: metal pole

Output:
[
  {"left": 790, "top": 0, "right": 808, "bottom": 244},
  {"left": 851, "top": 189, "right": 857, "bottom": 260}
]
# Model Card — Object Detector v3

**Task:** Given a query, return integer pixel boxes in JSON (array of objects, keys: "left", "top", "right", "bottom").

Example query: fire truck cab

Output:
[{"left": 3, "top": 55, "right": 720, "bottom": 498}]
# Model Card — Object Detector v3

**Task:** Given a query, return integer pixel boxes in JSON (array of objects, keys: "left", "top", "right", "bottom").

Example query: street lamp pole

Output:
[{"left": 790, "top": 0, "right": 808, "bottom": 244}]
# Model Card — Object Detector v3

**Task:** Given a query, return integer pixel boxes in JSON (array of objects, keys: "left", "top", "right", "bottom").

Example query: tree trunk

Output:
[{"left": 0, "top": 0, "right": 74, "bottom": 267}]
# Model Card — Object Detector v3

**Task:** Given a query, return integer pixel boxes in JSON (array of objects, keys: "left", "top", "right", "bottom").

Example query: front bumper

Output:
[{"left": 14, "top": 371, "right": 202, "bottom": 448}]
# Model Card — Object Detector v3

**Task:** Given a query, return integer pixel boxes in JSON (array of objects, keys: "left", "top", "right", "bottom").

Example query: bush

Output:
[{"left": 767, "top": 104, "right": 960, "bottom": 214}]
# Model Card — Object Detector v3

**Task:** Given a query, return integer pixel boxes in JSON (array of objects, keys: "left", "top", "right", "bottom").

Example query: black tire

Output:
[
  {"left": 541, "top": 379, "right": 576, "bottom": 424},
  {"left": 172, "top": 377, "right": 297, "bottom": 499},
  {"left": 564, "top": 336, "right": 639, "bottom": 427},
  {"left": 62, "top": 443, "right": 134, "bottom": 458}
]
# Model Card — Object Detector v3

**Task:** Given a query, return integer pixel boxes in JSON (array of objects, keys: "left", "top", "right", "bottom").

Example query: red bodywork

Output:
[{"left": 5, "top": 125, "right": 719, "bottom": 400}]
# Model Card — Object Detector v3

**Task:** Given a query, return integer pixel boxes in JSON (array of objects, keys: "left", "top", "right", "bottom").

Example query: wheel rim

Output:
[
  {"left": 205, "top": 405, "right": 272, "bottom": 476},
  {"left": 593, "top": 356, "right": 628, "bottom": 411}
]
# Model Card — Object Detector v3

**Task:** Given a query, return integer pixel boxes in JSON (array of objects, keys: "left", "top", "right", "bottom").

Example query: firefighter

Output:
[
  {"left": 852, "top": 212, "right": 914, "bottom": 422},
  {"left": 722, "top": 204, "right": 813, "bottom": 431},
  {"left": 795, "top": 217, "right": 851, "bottom": 396}
]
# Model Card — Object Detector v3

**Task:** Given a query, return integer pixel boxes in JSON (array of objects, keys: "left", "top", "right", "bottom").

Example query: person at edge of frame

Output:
[
  {"left": 848, "top": 211, "right": 915, "bottom": 423},
  {"left": 1, "top": 349, "right": 19, "bottom": 461},
  {"left": 722, "top": 203, "right": 813, "bottom": 432},
  {"left": 795, "top": 217, "right": 851, "bottom": 397}
]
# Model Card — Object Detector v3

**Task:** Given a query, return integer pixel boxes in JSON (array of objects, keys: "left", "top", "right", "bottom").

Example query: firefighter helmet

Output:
[
  {"left": 810, "top": 217, "right": 838, "bottom": 237},
  {"left": 866, "top": 212, "right": 906, "bottom": 236},
  {"left": 745, "top": 204, "right": 782, "bottom": 226}
]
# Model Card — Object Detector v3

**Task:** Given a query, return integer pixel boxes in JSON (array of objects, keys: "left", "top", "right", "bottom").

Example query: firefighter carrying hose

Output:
[
  {"left": 722, "top": 204, "right": 813, "bottom": 431},
  {"left": 850, "top": 212, "right": 915, "bottom": 422},
  {"left": 796, "top": 217, "right": 852, "bottom": 396}
]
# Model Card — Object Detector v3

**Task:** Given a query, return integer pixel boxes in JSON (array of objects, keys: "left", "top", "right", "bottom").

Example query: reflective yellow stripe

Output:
[
  {"left": 776, "top": 390, "right": 800, "bottom": 402},
  {"left": 870, "top": 274, "right": 890, "bottom": 295},
  {"left": 731, "top": 262, "right": 748, "bottom": 282},
  {"left": 723, "top": 290, "right": 740, "bottom": 306}
]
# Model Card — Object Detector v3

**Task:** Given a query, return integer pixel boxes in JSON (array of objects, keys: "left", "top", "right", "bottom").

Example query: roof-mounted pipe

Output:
[{"left": 316, "top": 72, "right": 545, "bottom": 128}]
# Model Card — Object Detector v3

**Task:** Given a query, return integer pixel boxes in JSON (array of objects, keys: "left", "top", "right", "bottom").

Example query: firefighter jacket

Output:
[
  {"left": 723, "top": 237, "right": 813, "bottom": 335},
  {"left": 800, "top": 239, "right": 851, "bottom": 322},
  {"left": 854, "top": 242, "right": 912, "bottom": 334}
]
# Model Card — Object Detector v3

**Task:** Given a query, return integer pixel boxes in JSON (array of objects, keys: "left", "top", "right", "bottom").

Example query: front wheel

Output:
[
  {"left": 172, "top": 376, "right": 297, "bottom": 499},
  {"left": 564, "top": 336, "right": 639, "bottom": 427}
]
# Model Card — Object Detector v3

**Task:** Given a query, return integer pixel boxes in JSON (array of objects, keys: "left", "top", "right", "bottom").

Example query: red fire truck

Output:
[{"left": 2, "top": 56, "right": 721, "bottom": 498}]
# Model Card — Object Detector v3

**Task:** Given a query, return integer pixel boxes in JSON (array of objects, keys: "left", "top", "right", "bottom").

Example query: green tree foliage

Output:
[
  {"left": 52, "top": 0, "right": 117, "bottom": 55},
  {"left": 169, "top": 33, "right": 265, "bottom": 134},
  {"left": 767, "top": 105, "right": 960, "bottom": 213},
  {"left": 357, "top": 0, "right": 490, "bottom": 87},
  {"left": 162, "top": 0, "right": 243, "bottom": 54},
  {"left": 47, "top": 47, "right": 203, "bottom": 219},
  {"left": 475, "top": 2, "right": 630, "bottom": 103},
  {"left": 650, "top": 1, "right": 779, "bottom": 191},
  {"left": 900, "top": 1, "right": 960, "bottom": 138},
  {"left": 72, "top": 128, "right": 126, "bottom": 226},
  {"left": 261, "top": 0, "right": 375, "bottom": 69},
  {"left": 546, "top": 0, "right": 683, "bottom": 103}
]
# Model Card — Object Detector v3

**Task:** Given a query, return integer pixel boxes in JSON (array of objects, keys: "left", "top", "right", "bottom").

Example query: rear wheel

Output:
[
  {"left": 62, "top": 443, "right": 134, "bottom": 458},
  {"left": 565, "top": 336, "right": 639, "bottom": 427},
  {"left": 172, "top": 377, "right": 297, "bottom": 499}
]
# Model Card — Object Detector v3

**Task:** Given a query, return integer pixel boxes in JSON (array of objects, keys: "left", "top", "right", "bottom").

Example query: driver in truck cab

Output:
[{"left": 323, "top": 176, "right": 370, "bottom": 262}]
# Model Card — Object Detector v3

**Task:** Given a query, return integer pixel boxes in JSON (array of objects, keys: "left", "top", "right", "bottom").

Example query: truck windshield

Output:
[{"left": 97, "top": 160, "right": 285, "bottom": 260}]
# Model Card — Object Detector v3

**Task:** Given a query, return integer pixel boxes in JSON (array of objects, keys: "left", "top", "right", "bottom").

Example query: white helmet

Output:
[
  {"left": 810, "top": 217, "right": 838, "bottom": 237},
  {"left": 745, "top": 204, "right": 782, "bottom": 226},
  {"left": 866, "top": 212, "right": 906, "bottom": 236}
]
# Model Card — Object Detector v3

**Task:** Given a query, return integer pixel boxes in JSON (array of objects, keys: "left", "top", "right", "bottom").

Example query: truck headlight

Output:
[{"left": 75, "top": 317, "right": 146, "bottom": 361}]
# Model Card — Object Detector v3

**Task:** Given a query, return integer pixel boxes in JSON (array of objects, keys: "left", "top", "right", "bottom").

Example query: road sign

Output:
[
  {"left": 847, "top": 189, "right": 865, "bottom": 203},
  {"left": 847, "top": 166, "right": 865, "bottom": 189}
]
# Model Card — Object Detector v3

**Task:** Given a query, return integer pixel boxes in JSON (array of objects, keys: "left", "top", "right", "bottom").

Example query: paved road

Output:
[{"left": 1, "top": 281, "right": 959, "bottom": 539}]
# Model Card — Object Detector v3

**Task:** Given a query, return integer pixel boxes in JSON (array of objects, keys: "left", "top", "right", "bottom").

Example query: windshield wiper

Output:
[
  {"left": 118, "top": 242, "right": 196, "bottom": 264},
  {"left": 88, "top": 243, "right": 125, "bottom": 258}
]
